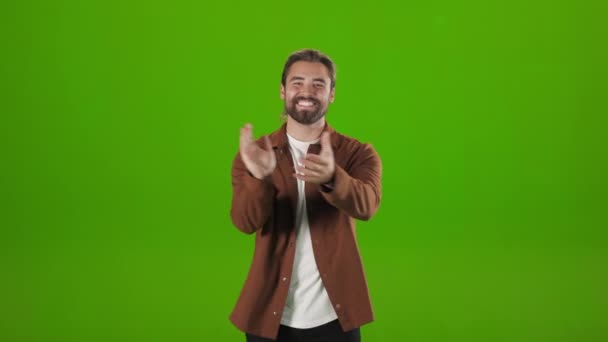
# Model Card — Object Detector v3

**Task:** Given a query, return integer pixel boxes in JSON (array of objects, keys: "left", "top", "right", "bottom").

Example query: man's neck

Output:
[{"left": 286, "top": 116, "right": 325, "bottom": 142}]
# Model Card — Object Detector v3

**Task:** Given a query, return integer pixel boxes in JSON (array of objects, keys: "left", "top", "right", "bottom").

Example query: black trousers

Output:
[{"left": 245, "top": 320, "right": 360, "bottom": 342}]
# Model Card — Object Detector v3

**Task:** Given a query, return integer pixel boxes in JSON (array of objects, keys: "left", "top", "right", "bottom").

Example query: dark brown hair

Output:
[{"left": 281, "top": 49, "right": 336, "bottom": 89}]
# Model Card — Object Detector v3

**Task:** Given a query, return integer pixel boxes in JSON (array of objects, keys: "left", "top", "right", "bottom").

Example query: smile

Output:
[{"left": 297, "top": 100, "right": 316, "bottom": 107}]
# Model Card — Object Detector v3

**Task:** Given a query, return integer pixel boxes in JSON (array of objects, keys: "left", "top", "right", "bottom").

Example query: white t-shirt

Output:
[{"left": 280, "top": 134, "right": 338, "bottom": 328}]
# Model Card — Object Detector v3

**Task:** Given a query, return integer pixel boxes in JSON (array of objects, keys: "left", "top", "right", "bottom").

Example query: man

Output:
[{"left": 230, "top": 49, "right": 382, "bottom": 342}]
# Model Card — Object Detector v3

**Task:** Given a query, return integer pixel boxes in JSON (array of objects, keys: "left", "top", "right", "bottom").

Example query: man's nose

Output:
[{"left": 299, "top": 82, "right": 315, "bottom": 96}]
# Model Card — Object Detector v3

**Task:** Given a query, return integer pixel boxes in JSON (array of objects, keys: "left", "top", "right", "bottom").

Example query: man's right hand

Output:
[{"left": 239, "top": 123, "right": 276, "bottom": 180}]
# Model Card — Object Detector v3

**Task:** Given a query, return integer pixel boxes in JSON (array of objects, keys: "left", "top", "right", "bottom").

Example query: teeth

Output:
[{"left": 298, "top": 101, "right": 314, "bottom": 106}]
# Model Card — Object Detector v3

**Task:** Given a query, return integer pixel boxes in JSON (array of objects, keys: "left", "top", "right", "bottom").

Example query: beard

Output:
[{"left": 284, "top": 96, "right": 328, "bottom": 125}]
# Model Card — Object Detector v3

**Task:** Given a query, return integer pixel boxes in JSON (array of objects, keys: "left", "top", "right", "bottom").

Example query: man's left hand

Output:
[{"left": 294, "top": 132, "right": 335, "bottom": 185}]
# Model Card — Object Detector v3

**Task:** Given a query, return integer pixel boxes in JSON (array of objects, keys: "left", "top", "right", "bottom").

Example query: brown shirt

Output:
[{"left": 229, "top": 122, "right": 382, "bottom": 340}]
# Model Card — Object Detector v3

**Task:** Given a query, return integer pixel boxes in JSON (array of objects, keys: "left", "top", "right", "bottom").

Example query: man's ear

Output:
[
  {"left": 280, "top": 84, "right": 285, "bottom": 100},
  {"left": 329, "top": 87, "right": 335, "bottom": 103}
]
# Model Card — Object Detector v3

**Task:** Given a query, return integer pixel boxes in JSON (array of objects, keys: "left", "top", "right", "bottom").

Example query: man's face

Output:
[{"left": 281, "top": 61, "right": 335, "bottom": 125}]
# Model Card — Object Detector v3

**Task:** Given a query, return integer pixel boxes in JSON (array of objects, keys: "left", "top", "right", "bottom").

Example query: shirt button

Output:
[
  {"left": 273, "top": 311, "right": 277, "bottom": 316},
  {"left": 335, "top": 304, "right": 341, "bottom": 309},
  {"left": 282, "top": 277, "right": 287, "bottom": 282}
]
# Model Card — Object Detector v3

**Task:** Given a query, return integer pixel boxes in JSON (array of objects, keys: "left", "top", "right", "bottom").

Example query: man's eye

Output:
[{"left": 314, "top": 83, "right": 325, "bottom": 88}]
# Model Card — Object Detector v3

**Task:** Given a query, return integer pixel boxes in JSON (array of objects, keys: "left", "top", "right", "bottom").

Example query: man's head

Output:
[{"left": 280, "top": 49, "right": 336, "bottom": 125}]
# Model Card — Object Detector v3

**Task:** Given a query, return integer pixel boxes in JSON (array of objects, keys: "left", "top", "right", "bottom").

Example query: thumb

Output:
[
  {"left": 320, "top": 132, "right": 332, "bottom": 154},
  {"left": 263, "top": 135, "right": 273, "bottom": 151}
]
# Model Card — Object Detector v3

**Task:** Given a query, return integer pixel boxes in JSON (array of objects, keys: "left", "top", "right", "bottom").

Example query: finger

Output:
[
  {"left": 240, "top": 123, "right": 252, "bottom": 142},
  {"left": 244, "top": 123, "right": 254, "bottom": 141},
  {"left": 320, "top": 132, "right": 332, "bottom": 154},
  {"left": 295, "top": 165, "right": 322, "bottom": 177},
  {"left": 303, "top": 154, "right": 328, "bottom": 166},
  {"left": 293, "top": 173, "right": 321, "bottom": 183},
  {"left": 240, "top": 124, "right": 256, "bottom": 154},
  {"left": 299, "top": 158, "right": 325, "bottom": 171},
  {"left": 239, "top": 131, "right": 247, "bottom": 152}
]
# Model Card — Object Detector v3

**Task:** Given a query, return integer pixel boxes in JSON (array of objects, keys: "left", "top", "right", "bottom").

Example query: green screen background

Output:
[{"left": 1, "top": 1, "right": 606, "bottom": 341}]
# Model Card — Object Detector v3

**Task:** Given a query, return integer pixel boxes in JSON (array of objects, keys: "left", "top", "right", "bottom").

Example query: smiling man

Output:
[{"left": 230, "top": 49, "right": 382, "bottom": 342}]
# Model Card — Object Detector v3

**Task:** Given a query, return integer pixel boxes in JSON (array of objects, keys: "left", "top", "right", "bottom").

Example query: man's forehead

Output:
[{"left": 287, "top": 61, "right": 331, "bottom": 79}]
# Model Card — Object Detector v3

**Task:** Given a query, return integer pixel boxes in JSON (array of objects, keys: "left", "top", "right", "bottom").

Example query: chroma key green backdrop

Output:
[{"left": 1, "top": 1, "right": 606, "bottom": 341}]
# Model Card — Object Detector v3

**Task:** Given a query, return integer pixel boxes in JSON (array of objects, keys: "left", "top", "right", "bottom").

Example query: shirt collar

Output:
[{"left": 270, "top": 122, "right": 338, "bottom": 150}]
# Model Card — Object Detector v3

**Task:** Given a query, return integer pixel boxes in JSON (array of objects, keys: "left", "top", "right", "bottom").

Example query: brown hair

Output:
[{"left": 281, "top": 49, "right": 336, "bottom": 89}]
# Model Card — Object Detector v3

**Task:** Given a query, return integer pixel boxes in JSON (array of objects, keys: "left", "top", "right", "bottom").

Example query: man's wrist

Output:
[{"left": 320, "top": 174, "right": 335, "bottom": 192}]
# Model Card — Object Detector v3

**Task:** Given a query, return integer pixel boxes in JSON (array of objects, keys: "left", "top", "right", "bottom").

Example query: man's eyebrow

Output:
[{"left": 288, "top": 76, "right": 327, "bottom": 83}]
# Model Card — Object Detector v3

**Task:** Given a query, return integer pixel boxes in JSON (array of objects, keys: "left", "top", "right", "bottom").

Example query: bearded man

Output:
[{"left": 230, "top": 49, "right": 383, "bottom": 342}]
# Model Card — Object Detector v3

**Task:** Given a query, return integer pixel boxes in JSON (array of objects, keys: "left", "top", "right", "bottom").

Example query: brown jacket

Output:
[{"left": 229, "top": 123, "right": 382, "bottom": 340}]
